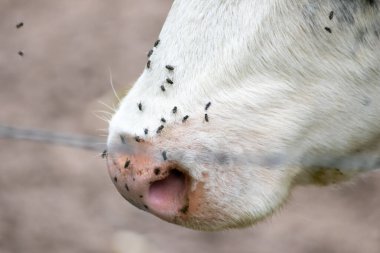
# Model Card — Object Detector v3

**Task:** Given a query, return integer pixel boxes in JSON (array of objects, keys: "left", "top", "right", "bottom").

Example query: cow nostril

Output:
[
  {"left": 151, "top": 168, "right": 185, "bottom": 185},
  {"left": 170, "top": 168, "right": 184, "bottom": 179},
  {"left": 147, "top": 168, "right": 188, "bottom": 216}
]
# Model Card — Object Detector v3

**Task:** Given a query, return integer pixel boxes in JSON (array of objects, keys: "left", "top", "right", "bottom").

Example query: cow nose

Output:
[{"left": 106, "top": 151, "right": 190, "bottom": 220}]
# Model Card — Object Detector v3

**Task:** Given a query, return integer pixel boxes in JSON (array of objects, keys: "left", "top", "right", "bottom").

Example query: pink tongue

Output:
[{"left": 148, "top": 171, "right": 186, "bottom": 215}]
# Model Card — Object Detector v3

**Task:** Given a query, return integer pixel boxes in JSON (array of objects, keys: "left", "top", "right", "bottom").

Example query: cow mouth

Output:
[{"left": 147, "top": 168, "right": 190, "bottom": 219}]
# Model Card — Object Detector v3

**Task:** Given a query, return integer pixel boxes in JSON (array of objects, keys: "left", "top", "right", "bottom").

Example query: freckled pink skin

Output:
[{"left": 106, "top": 152, "right": 190, "bottom": 221}]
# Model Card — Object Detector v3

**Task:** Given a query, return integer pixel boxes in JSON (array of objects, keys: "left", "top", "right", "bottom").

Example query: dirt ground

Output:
[{"left": 0, "top": 1, "right": 379, "bottom": 253}]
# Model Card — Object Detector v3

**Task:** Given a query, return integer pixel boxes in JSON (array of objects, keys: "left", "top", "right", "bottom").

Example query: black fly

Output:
[
  {"left": 101, "top": 150, "right": 107, "bottom": 159},
  {"left": 120, "top": 135, "right": 126, "bottom": 144},
  {"left": 205, "top": 102, "right": 211, "bottom": 111},
  {"left": 162, "top": 151, "right": 167, "bottom": 161},
  {"left": 182, "top": 115, "right": 189, "bottom": 123},
  {"left": 329, "top": 11, "right": 334, "bottom": 20},
  {"left": 157, "top": 125, "right": 164, "bottom": 134},
  {"left": 165, "top": 65, "right": 174, "bottom": 71},
  {"left": 166, "top": 78, "right": 173, "bottom": 85},
  {"left": 205, "top": 114, "right": 209, "bottom": 122}
]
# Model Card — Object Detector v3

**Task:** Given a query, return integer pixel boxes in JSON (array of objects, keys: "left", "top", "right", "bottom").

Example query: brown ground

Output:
[{"left": 0, "top": 1, "right": 379, "bottom": 253}]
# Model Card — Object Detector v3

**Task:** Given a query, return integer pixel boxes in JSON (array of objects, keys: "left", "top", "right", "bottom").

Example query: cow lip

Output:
[{"left": 146, "top": 168, "right": 190, "bottom": 220}]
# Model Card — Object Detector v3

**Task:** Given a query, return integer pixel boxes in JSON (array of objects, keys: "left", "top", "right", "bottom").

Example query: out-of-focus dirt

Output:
[{"left": 0, "top": 1, "right": 379, "bottom": 253}]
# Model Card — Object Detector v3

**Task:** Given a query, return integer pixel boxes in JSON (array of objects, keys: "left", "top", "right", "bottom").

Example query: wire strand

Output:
[{"left": 0, "top": 124, "right": 106, "bottom": 151}]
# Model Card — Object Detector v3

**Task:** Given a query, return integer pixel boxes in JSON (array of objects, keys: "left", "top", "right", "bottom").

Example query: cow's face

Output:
[
  {"left": 106, "top": 0, "right": 379, "bottom": 230},
  {"left": 106, "top": 0, "right": 301, "bottom": 231}
]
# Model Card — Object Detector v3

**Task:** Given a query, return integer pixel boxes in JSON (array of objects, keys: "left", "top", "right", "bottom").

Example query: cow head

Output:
[{"left": 106, "top": 0, "right": 380, "bottom": 230}]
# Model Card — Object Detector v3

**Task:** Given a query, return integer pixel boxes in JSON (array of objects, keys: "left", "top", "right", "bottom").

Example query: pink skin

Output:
[{"left": 106, "top": 151, "right": 191, "bottom": 222}]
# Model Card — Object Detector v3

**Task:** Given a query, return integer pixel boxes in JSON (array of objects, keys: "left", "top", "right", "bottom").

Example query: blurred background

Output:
[{"left": 0, "top": 1, "right": 379, "bottom": 253}]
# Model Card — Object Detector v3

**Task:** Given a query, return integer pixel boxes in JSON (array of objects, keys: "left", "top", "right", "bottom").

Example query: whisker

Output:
[
  {"left": 108, "top": 68, "right": 121, "bottom": 103},
  {"left": 93, "top": 112, "right": 111, "bottom": 123},
  {"left": 97, "top": 100, "right": 116, "bottom": 113},
  {"left": 94, "top": 110, "right": 114, "bottom": 117},
  {"left": 96, "top": 128, "right": 109, "bottom": 133}
]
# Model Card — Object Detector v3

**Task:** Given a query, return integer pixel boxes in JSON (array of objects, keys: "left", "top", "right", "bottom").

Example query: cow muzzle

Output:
[{"left": 106, "top": 150, "right": 192, "bottom": 222}]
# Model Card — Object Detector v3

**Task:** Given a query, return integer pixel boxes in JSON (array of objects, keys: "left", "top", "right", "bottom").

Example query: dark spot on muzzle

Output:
[
  {"left": 124, "top": 160, "right": 130, "bottom": 169},
  {"left": 154, "top": 167, "right": 161, "bottom": 175},
  {"left": 180, "top": 204, "right": 189, "bottom": 214}
]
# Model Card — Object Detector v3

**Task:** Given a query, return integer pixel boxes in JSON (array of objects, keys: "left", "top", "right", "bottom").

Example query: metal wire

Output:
[
  {"left": 1, "top": 124, "right": 378, "bottom": 171},
  {"left": 0, "top": 124, "right": 105, "bottom": 151}
]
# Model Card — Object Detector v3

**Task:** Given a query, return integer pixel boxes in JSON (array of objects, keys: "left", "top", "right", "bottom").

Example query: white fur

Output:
[{"left": 108, "top": 0, "right": 380, "bottom": 230}]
